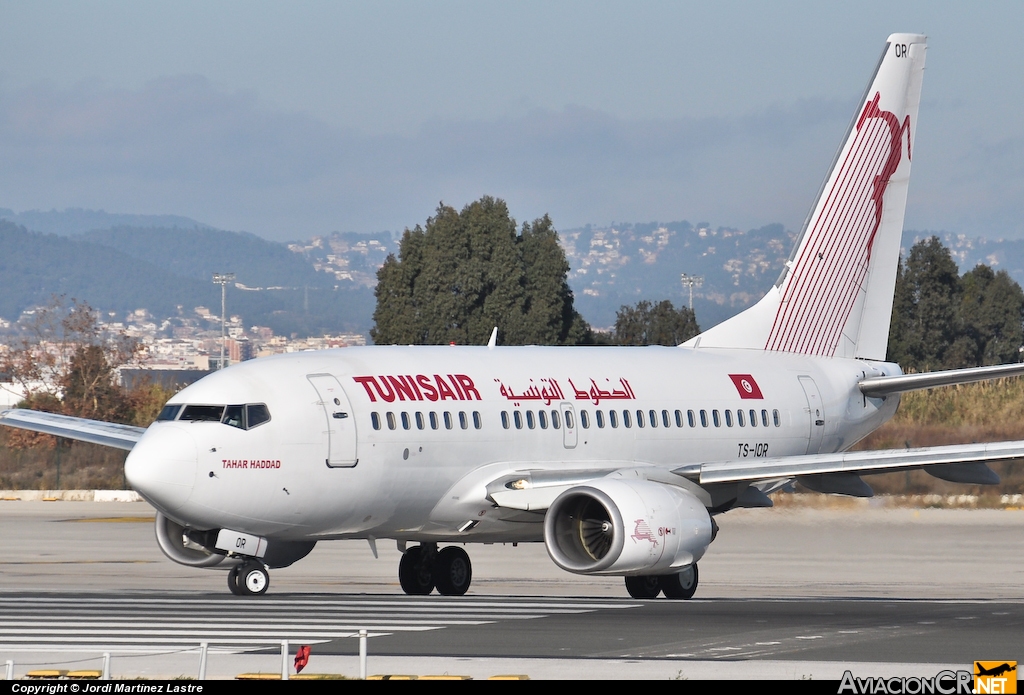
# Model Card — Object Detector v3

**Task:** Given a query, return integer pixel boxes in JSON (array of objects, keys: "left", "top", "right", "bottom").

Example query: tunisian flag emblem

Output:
[{"left": 728, "top": 374, "right": 763, "bottom": 399}]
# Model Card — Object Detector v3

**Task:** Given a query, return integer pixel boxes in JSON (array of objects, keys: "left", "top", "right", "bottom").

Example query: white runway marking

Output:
[{"left": 0, "top": 595, "right": 638, "bottom": 653}]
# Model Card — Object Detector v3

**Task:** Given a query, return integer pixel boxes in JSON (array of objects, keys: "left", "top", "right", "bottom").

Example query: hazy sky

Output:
[{"left": 1, "top": 1, "right": 1022, "bottom": 241}]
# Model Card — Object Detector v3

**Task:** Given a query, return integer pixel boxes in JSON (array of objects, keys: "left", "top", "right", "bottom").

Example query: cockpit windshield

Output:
[{"left": 158, "top": 403, "right": 271, "bottom": 430}]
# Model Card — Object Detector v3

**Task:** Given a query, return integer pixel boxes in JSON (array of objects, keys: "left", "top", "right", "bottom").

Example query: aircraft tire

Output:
[
  {"left": 433, "top": 546, "right": 472, "bottom": 596},
  {"left": 227, "top": 564, "right": 244, "bottom": 596},
  {"left": 660, "top": 564, "right": 698, "bottom": 600},
  {"left": 237, "top": 561, "right": 270, "bottom": 596},
  {"left": 624, "top": 575, "right": 662, "bottom": 599},
  {"left": 398, "top": 546, "right": 435, "bottom": 595}
]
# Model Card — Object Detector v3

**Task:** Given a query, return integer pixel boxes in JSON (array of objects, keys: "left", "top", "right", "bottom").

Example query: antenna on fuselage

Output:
[{"left": 487, "top": 327, "right": 498, "bottom": 349}]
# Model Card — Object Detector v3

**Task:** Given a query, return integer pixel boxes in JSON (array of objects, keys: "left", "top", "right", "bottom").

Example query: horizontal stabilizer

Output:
[
  {"left": 859, "top": 363, "right": 1024, "bottom": 397},
  {"left": 0, "top": 409, "right": 145, "bottom": 451}
]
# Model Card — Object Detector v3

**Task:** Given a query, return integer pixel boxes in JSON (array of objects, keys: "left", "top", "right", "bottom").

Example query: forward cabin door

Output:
[
  {"left": 307, "top": 374, "right": 358, "bottom": 468},
  {"left": 798, "top": 375, "right": 825, "bottom": 455},
  {"left": 560, "top": 402, "right": 578, "bottom": 449}
]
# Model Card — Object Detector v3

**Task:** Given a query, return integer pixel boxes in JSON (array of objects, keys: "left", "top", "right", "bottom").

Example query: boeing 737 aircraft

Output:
[{"left": 5, "top": 33, "right": 1024, "bottom": 599}]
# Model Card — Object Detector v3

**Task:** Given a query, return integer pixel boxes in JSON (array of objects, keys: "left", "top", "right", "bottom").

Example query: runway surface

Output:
[{"left": 1, "top": 500, "right": 1022, "bottom": 678}]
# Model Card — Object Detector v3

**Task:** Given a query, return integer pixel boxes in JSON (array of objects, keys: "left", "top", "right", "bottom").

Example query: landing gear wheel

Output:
[
  {"left": 399, "top": 545, "right": 435, "bottom": 595},
  {"left": 227, "top": 563, "right": 244, "bottom": 596},
  {"left": 236, "top": 561, "right": 270, "bottom": 596},
  {"left": 433, "top": 547, "right": 472, "bottom": 596},
  {"left": 624, "top": 575, "right": 662, "bottom": 599},
  {"left": 660, "top": 563, "right": 698, "bottom": 600}
]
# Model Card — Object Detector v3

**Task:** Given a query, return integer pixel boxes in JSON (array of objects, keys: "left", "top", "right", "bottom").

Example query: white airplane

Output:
[{"left": 4, "top": 33, "right": 1024, "bottom": 599}]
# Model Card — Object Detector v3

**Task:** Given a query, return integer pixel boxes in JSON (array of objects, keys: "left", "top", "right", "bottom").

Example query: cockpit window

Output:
[
  {"left": 247, "top": 404, "right": 271, "bottom": 429},
  {"left": 156, "top": 404, "right": 182, "bottom": 422},
  {"left": 222, "top": 405, "right": 244, "bottom": 429},
  {"left": 180, "top": 405, "right": 225, "bottom": 422},
  {"left": 171, "top": 403, "right": 271, "bottom": 429}
]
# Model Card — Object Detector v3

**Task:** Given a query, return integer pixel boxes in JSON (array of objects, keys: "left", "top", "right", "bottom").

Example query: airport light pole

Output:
[
  {"left": 212, "top": 273, "right": 235, "bottom": 370},
  {"left": 680, "top": 273, "right": 704, "bottom": 311}
]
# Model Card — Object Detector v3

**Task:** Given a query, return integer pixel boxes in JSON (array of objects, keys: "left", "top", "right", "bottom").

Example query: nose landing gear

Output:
[
  {"left": 398, "top": 543, "right": 473, "bottom": 596},
  {"left": 229, "top": 560, "right": 270, "bottom": 596}
]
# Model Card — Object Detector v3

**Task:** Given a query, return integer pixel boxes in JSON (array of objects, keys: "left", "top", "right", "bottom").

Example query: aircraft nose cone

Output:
[{"left": 125, "top": 425, "right": 198, "bottom": 513}]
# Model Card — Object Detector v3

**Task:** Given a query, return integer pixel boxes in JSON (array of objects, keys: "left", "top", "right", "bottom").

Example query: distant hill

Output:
[
  {"left": 4, "top": 206, "right": 1023, "bottom": 341},
  {"left": 0, "top": 221, "right": 374, "bottom": 337},
  {"left": 0, "top": 208, "right": 212, "bottom": 236},
  {"left": 81, "top": 226, "right": 334, "bottom": 288},
  {"left": 559, "top": 221, "right": 796, "bottom": 329}
]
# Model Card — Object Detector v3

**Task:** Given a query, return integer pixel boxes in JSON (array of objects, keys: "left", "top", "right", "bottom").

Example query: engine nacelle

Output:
[
  {"left": 154, "top": 513, "right": 318, "bottom": 569},
  {"left": 154, "top": 512, "right": 225, "bottom": 568},
  {"left": 544, "top": 479, "right": 713, "bottom": 576}
]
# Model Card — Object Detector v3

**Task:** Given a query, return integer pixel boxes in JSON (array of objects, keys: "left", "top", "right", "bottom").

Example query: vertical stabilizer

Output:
[{"left": 689, "top": 34, "right": 926, "bottom": 360}]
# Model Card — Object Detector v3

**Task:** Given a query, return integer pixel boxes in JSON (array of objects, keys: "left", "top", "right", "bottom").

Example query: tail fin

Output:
[{"left": 689, "top": 33, "right": 926, "bottom": 360}]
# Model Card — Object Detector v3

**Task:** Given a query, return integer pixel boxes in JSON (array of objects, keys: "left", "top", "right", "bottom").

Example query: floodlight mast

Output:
[
  {"left": 680, "top": 273, "right": 703, "bottom": 311},
  {"left": 212, "top": 273, "right": 235, "bottom": 370}
]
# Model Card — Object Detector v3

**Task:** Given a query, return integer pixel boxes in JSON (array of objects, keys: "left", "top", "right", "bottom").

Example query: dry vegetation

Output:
[{"left": 850, "top": 378, "right": 1024, "bottom": 496}]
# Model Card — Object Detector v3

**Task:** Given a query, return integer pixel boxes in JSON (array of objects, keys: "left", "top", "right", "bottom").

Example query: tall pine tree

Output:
[{"left": 371, "top": 197, "right": 590, "bottom": 345}]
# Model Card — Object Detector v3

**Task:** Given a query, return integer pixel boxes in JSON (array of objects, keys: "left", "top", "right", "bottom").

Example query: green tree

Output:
[
  {"left": 959, "top": 265, "right": 1024, "bottom": 366},
  {"left": 888, "top": 237, "right": 963, "bottom": 369},
  {"left": 613, "top": 300, "right": 700, "bottom": 346},
  {"left": 371, "top": 197, "right": 590, "bottom": 345},
  {"left": 888, "top": 237, "right": 1024, "bottom": 370}
]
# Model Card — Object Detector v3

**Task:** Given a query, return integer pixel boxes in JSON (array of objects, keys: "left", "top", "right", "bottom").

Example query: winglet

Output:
[{"left": 487, "top": 327, "right": 498, "bottom": 349}]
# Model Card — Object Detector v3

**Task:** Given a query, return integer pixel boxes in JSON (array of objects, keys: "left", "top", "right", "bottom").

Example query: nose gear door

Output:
[{"left": 307, "top": 374, "right": 358, "bottom": 468}]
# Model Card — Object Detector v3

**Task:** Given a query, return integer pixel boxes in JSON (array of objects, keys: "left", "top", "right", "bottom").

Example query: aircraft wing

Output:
[
  {"left": 0, "top": 409, "right": 145, "bottom": 451},
  {"left": 673, "top": 440, "right": 1021, "bottom": 485},
  {"left": 489, "top": 442, "right": 1020, "bottom": 512}
]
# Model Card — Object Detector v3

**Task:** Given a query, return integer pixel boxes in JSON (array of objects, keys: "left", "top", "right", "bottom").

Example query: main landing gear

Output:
[
  {"left": 228, "top": 559, "right": 270, "bottom": 596},
  {"left": 398, "top": 543, "right": 473, "bottom": 596},
  {"left": 624, "top": 563, "right": 698, "bottom": 600}
]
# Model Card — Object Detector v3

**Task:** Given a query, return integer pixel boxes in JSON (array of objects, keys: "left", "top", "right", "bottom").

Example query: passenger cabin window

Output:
[
  {"left": 430, "top": 412, "right": 439, "bottom": 430},
  {"left": 749, "top": 409, "right": 757, "bottom": 427},
  {"left": 444, "top": 412, "right": 453, "bottom": 430},
  {"left": 473, "top": 411, "right": 482, "bottom": 429},
  {"left": 596, "top": 410, "right": 605, "bottom": 428},
  {"left": 580, "top": 410, "right": 589, "bottom": 429},
  {"left": 623, "top": 410, "right": 632, "bottom": 428},
  {"left": 371, "top": 412, "right": 381, "bottom": 430},
  {"left": 712, "top": 410, "right": 721, "bottom": 427},
  {"left": 501, "top": 411, "right": 510, "bottom": 429},
  {"left": 564, "top": 411, "right": 574, "bottom": 430},
  {"left": 688, "top": 410, "right": 696, "bottom": 428},
  {"left": 538, "top": 411, "right": 548, "bottom": 429},
  {"left": 401, "top": 412, "right": 411, "bottom": 430},
  {"left": 737, "top": 409, "right": 745, "bottom": 427},
  {"left": 609, "top": 410, "right": 618, "bottom": 428},
  {"left": 700, "top": 410, "right": 708, "bottom": 427},
  {"left": 551, "top": 411, "right": 560, "bottom": 429},
  {"left": 459, "top": 411, "right": 468, "bottom": 429},
  {"left": 761, "top": 409, "right": 769, "bottom": 427},
  {"left": 386, "top": 412, "right": 397, "bottom": 430},
  {"left": 514, "top": 411, "right": 523, "bottom": 429},
  {"left": 773, "top": 409, "right": 781, "bottom": 427}
]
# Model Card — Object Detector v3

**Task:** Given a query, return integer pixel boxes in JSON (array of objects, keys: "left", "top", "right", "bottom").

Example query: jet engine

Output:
[
  {"left": 154, "top": 512, "right": 317, "bottom": 569},
  {"left": 544, "top": 479, "right": 713, "bottom": 575},
  {"left": 154, "top": 512, "right": 225, "bottom": 568}
]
